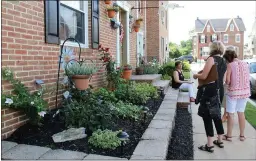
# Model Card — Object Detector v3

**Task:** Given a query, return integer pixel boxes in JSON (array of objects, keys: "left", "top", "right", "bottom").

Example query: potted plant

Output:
[
  {"left": 121, "top": 64, "right": 133, "bottom": 80},
  {"left": 135, "top": 18, "right": 143, "bottom": 25},
  {"left": 65, "top": 61, "right": 98, "bottom": 90},
  {"left": 107, "top": 6, "right": 119, "bottom": 18},
  {"left": 104, "top": 0, "right": 111, "bottom": 4},
  {"left": 134, "top": 25, "right": 140, "bottom": 32},
  {"left": 136, "top": 55, "right": 145, "bottom": 75}
]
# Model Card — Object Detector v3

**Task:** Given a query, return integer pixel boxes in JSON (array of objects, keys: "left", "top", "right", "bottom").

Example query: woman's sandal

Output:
[
  {"left": 240, "top": 136, "right": 246, "bottom": 141},
  {"left": 198, "top": 144, "right": 214, "bottom": 153},
  {"left": 223, "top": 135, "right": 232, "bottom": 141},
  {"left": 213, "top": 140, "right": 224, "bottom": 148}
]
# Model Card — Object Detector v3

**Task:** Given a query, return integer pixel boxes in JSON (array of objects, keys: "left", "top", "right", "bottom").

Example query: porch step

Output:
[
  {"left": 177, "top": 92, "right": 190, "bottom": 108},
  {"left": 131, "top": 74, "right": 162, "bottom": 83},
  {"left": 152, "top": 80, "right": 170, "bottom": 94}
]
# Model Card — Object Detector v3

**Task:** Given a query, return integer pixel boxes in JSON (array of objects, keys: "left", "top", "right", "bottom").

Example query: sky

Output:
[{"left": 168, "top": 1, "right": 256, "bottom": 45}]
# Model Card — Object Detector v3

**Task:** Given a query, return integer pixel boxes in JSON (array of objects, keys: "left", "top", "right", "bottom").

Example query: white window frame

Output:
[
  {"left": 207, "top": 25, "right": 210, "bottom": 32},
  {"left": 200, "top": 35, "right": 205, "bottom": 44},
  {"left": 235, "top": 34, "right": 240, "bottom": 43},
  {"left": 223, "top": 34, "right": 228, "bottom": 43},
  {"left": 212, "top": 34, "right": 217, "bottom": 42},
  {"left": 230, "top": 24, "right": 234, "bottom": 31},
  {"left": 60, "top": 1, "right": 89, "bottom": 48}
]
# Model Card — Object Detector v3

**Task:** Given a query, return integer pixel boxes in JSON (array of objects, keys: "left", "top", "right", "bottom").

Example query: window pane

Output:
[
  {"left": 92, "top": 17, "right": 99, "bottom": 43},
  {"left": 61, "top": 1, "right": 83, "bottom": 11},
  {"left": 60, "top": 5, "right": 84, "bottom": 43}
]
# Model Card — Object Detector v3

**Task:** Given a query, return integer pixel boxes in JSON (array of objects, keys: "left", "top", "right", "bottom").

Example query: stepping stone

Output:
[
  {"left": 142, "top": 128, "right": 171, "bottom": 141},
  {"left": 177, "top": 92, "right": 190, "bottom": 108},
  {"left": 157, "top": 108, "right": 176, "bottom": 115},
  {"left": 159, "top": 103, "right": 176, "bottom": 109},
  {"left": 83, "top": 154, "right": 127, "bottom": 160},
  {"left": 39, "top": 149, "right": 87, "bottom": 160},
  {"left": 2, "top": 144, "right": 51, "bottom": 160},
  {"left": 130, "top": 155, "right": 164, "bottom": 160},
  {"left": 132, "top": 140, "right": 168, "bottom": 158},
  {"left": 148, "top": 120, "right": 172, "bottom": 129},
  {"left": 1, "top": 141, "right": 17, "bottom": 154},
  {"left": 153, "top": 113, "right": 175, "bottom": 121}
]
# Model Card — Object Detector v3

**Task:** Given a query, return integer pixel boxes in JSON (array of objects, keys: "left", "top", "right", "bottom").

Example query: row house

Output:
[
  {"left": 193, "top": 16, "right": 246, "bottom": 60},
  {"left": 1, "top": 0, "right": 170, "bottom": 139}
]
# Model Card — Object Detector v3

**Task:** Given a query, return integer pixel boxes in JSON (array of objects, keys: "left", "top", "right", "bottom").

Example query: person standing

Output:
[
  {"left": 193, "top": 41, "right": 227, "bottom": 152},
  {"left": 222, "top": 46, "right": 250, "bottom": 141}
]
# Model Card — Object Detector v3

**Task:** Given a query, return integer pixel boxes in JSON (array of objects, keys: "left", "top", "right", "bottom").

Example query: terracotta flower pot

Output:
[
  {"left": 72, "top": 75, "right": 90, "bottom": 90},
  {"left": 136, "top": 67, "right": 144, "bottom": 75},
  {"left": 136, "top": 20, "right": 142, "bottom": 25},
  {"left": 134, "top": 26, "right": 140, "bottom": 32},
  {"left": 107, "top": 10, "right": 116, "bottom": 18},
  {"left": 105, "top": 0, "right": 111, "bottom": 4},
  {"left": 122, "top": 70, "right": 132, "bottom": 80}
]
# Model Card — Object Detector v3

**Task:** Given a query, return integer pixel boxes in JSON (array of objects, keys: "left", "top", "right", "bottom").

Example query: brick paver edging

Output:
[{"left": 130, "top": 87, "right": 179, "bottom": 160}]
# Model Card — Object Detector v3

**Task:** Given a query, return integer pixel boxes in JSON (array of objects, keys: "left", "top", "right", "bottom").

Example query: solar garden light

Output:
[
  {"left": 142, "top": 106, "right": 149, "bottom": 124},
  {"left": 35, "top": 79, "right": 44, "bottom": 86},
  {"left": 117, "top": 131, "right": 129, "bottom": 156}
]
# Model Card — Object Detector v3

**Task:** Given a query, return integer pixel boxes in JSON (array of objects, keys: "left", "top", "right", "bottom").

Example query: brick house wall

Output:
[
  {"left": 196, "top": 19, "right": 244, "bottom": 60},
  {"left": 1, "top": 0, "right": 140, "bottom": 139}
]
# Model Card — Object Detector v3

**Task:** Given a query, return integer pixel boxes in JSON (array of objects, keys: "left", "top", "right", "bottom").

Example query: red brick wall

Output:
[
  {"left": 1, "top": 0, "right": 139, "bottom": 139},
  {"left": 146, "top": 1, "right": 159, "bottom": 62}
]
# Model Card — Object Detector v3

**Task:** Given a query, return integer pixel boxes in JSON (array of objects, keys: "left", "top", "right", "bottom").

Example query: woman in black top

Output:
[
  {"left": 193, "top": 41, "right": 227, "bottom": 153},
  {"left": 172, "top": 61, "right": 195, "bottom": 102}
]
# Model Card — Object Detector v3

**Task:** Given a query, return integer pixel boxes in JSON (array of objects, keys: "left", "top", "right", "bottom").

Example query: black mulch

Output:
[
  {"left": 5, "top": 97, "right": 164, "bottom": 159},
  {"left": 166, "top": 108, "right": 194, "bottom": 160}
]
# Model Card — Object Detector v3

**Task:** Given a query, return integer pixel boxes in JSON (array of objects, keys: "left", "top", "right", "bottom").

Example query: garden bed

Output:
[
  {"left": 5, "top": 97, "right": 163, "bottom": 159},
  {"left": 166, "top": 108, "right": 193, "bottom": 160}
]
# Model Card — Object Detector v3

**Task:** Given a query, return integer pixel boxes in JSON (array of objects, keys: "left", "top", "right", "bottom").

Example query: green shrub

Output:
[
  {"left": 114, "top": 101, "right": 142, "bottom": 121},
  {"left": 94, "top": 88, "right": 118, "bottom": 103},
  {"left": 142, "top": 63, "right": 159, "bottom": 74},
  {"left": 158, "top": 61, "right": 175, "bottom": 76},
  {"left": 114, "top": 82, "right": 159, "bottom": 105},
  {"left": 88, "top": 129, "right": 121, "bottom": 150},
  {"left": 62, "top": 90, "right": 115, "bottom": 131},
  {"left": 182, "top": 61, "right": 190, "bottom": 72},
  {"left": 162, "top": 74, "right": 171, "bottom": 80}
]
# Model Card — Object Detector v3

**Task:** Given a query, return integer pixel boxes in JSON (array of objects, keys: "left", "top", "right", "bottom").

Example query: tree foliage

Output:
[{"left": 169, "top": 39, "right": 193, "bottom": 59}]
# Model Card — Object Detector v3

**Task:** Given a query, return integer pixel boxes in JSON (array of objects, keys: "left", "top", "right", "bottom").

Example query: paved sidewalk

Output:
[{"left": 190, "top": 64, "right": 256, "bottom": 160}]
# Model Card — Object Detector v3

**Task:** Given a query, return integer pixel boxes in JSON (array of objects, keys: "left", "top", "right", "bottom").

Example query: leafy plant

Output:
[
  {"left": 182, "top": 61, "right": 191, "bottom": 72},
  {"left": 136, "top": 18, "right": 143, "bottom": 21},
  {"left": 107, "top": 6, "right": 119, "bottom": 12},
  {"left": 1, "top": 68, "right": 47, "bottom": 124},
  {"left": 65, "top": 61, "right": 98, "bottom": 76},
  {"left": 114, "top": 101, "right": 142, "bottom": 121},
  {"left": 88, "top": 129, "right": 121, "bottom": 150},
  {"left": 158, "top": 61, "right": 176, "bottom": 76},
  {"left": 61, "top": 89, "right": 115, "bottom": 132},
  {"left": 94, "top": 88, "right": 118, "bottom": 103},
  {"left": 142, "top": 61, "right": 159, "bottom": 74},
  {"left": 121, "top": 64, "right": 132, "bottom": 70}
]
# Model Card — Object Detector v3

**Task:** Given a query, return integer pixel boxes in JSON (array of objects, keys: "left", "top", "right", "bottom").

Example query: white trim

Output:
[
  {"left": 199, "top": 20, "right": 216, "bottom": 33},
  {"left": 235, "top": 34, "right": 241, "bottom": 43},
  {"left": 225, "top": 18, "right": 240, "bottom": 32},
  {"left": 223, "top": 34, "right": 229, "bottom": 43},
  {"left": 59, "top": 1, "right": 89, "bottom": 48},
  {"left": 115, "top": 1, "right": 130, "bottom": 65}
]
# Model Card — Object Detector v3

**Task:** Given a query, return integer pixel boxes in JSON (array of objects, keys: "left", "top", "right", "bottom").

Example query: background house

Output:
[
  {"left": 193, "top": 16, "right": 246, "bottom": 60},
  {"left": 248, "top": 18, "right": 256, "bottom": 58},
  {"left": 1, "top": 0, "right": 148, "bottom": 139}
]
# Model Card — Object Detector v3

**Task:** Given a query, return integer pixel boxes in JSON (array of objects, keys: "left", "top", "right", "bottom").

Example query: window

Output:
[
  {"left": 200, "top": 35, "right": 205, "bottom": 43},
  {"left": 235, "top": 34, "right": 240, "bottom": 43},
  {"left": 161, "top": 11, "right": 165, "bottom": 25},
  {"left": 207, "top": 25, "right": 210, "bottom": 32},
  {"left": 223, "top": 34, "right": 228, "bottom": 43},
  {"left": 91, "top": 0, "right": 99, "bottom": 48},
  {"left": 212, "top": 34, "right": 217, "bottom": 42},
  {"left": 60, "top": 1, "right": 88, "bottom": 46},
  {"left": 230, "top": 24, "right": 234, "bottom": 31}
]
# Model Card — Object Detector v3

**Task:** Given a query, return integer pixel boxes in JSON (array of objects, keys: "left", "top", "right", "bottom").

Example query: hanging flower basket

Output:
[
  {"left": 134, "top": 25, "right": 140, "bottom": 32},
  {"left": 135, "top": 18, "right": 143, "bottom": 25},
  {"left": 104, "top": 0, "right": 111, "bottom": 5},
  {"left": 121, "top": 64, "right": 133, "bottom": 80},
  {"left": 107, "top": 6, "right": 119, "bottom": 18},
  {"left": 72, "top": 75, "right": 90, "bottom": 90}
]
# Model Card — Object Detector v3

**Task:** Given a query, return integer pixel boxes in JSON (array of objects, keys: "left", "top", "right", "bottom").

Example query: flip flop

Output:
[
  {"left": 198, "top": 144, "right": 214, "bottom": 153},
  {"left": 223, "top": 134, "right": 232, "bottom": 141},
  {"left": 213, "top": 140, "right": 224, "bottom": 148},
  {"left": 240, "top": 136, "right": 246, "bottom": 141}
]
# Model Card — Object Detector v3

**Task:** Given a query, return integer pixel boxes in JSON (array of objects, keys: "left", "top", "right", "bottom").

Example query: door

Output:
[{"left": 137, "top": 33, "right": 144, "bottom": 66}]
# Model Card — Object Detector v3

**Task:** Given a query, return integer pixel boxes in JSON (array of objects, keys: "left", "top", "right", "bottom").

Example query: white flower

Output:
[
  {"left": 53, "top": 110, "right": 60, "bottom": 118},
  {"left": 5, "top": 98, "right": 13, "bottom": 105},
  {"left": 31, "top": 101, "right": 34, "bottom": 105},
  {"left": 37, "top": 91, "right": 41, "bottom": 96},
  {"left": 63, "top": 91, "right": 70, "bottom": 99},
  {"left": 38, "top": 111, "right": 46, "bottom": 117}
]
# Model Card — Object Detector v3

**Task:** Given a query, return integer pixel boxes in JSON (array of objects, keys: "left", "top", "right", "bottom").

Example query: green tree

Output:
[
  {"left": 169, "top": 42, "right": 182, "bottom": 58},
  {"left": 168, "top": 39, "right": 193, "bottom": 59}
]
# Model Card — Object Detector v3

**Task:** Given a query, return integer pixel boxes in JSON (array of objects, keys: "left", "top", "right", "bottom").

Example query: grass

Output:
[
  {"left": 245, "top": 102, "right": 256, "bottom": 128},
  {"left": 183, "top": 71, "right": 190, "bottom": 79}
]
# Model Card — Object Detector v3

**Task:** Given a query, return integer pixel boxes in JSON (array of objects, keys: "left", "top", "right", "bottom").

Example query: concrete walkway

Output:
[{"left": 190, "top": 64, "right": 256, "bottom": 160}]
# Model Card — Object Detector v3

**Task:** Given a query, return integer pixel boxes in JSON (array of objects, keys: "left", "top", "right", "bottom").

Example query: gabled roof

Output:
[{"left": 195, "top": 17, "right": 246, "bottom": 33}]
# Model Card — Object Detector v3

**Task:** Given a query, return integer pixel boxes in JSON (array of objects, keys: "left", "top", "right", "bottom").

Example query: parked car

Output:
[
  {"left": 243, "top": 59, "right": 256, "bottom": 97},
  {"left": 174, "top": 55, "right": 194, "bottom": 64}
]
